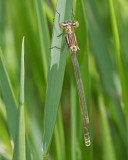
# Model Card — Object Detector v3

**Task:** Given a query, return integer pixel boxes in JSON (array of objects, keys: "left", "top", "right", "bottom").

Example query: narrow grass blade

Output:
[
  {"left": 108, "top": 0, "right": 128, "bottom": 136},
  {"left": 0, "top": 49, "right": 17, "bottom": 140},
  {"left": 98, "top": 94, "right": 116, "bottom": 160},
  {"left": 42, "top": 1, "right": 54, "bottom": 26},
  {"left": 34, "top": 0, "right": 50, "bottom": 80},
  {"left": 12, "top": 37, "right": 26, "bottom": 160},
  {"left": 54, "top": 107, "right": 66, "bottom": 160},
  {"left": 26, "top": 137, "right": 32, "bottom": 160},
  {"left": 0, "top": 99, "right": 13, "bottom": 158},
  {"left": 42, "top": 0, "right": 73, "bottom": 155},
  {"left": 71, "top": 78, "right": 78, "bottom": 160},
  {"left": 74, "top": 0, "right": 92, "bottom": 158},
  {"left": 26, "top": 116, "right": 42, "bottom": 160},
  {"left": 34, "top": 0, "right": 67, "bottom": 158}
]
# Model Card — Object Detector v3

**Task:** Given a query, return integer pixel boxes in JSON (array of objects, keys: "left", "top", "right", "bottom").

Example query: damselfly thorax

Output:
[{"left": 50, "top": 11, "right": 80, "bottom": 52}]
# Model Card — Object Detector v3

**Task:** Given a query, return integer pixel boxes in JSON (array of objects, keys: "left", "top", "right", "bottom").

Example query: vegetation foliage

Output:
[{"left": 0, "top": 0, "right": 128, "bottom": 159}]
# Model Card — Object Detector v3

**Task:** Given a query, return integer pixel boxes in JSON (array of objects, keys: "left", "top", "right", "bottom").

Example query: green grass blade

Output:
[
  {"left": 26, "top": 116, "right": 42, "bottom": 160},
  {"left": 26, "top": 137, "right": 32, "bottom": 160},
  {"left": 34, "top": 0, "right": 67, "bottom": 158},
  {"left": 99, "top": 94, "right": 116, "bottom": 160},
  {"left": 34, "top": 0, "right": 50, "bottom": 80},
  {"left": 43, "top": 1, "right": 54, "bottom": 24},
  {"left": 42, "top": 0, "right": 73, "bottom": 155},
  {"left": 54, "top": 107, "right": 66, "bottom": 160},
  {"left": 71, "top": 78, "right": 77, "bottom": 160},
  {"left": 19, "top": 37, "right": 25, "bottom": 105},
  {"left": 70, "top": 0, "right": 92, "bottom": 158},
  {"left": 0, "top": 49, "right": 17, "bottom": 140},
  {"left": 12, "top": 37, "right": 26, "bottom": 160},
  {"left": 108, "top": 0, "right": 128, "bottom": 135},
  {"left": 0, "top": 99, "right": 12, "bottom": 158}
]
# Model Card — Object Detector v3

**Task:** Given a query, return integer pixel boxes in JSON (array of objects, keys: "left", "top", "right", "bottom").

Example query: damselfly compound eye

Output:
[
  {"left": 72, "top": 21, "right": 79, "bottom": 28},
  {"left": 59, "top": 22, "right": 68, "bottom": 28}
]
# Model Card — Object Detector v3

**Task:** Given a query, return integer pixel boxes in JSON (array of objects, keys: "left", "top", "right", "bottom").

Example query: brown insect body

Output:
[
  {"left": 53, "top": 14, "right": 91, "bottom": 146},
  {"left": 59, "top": 20, "right": 80, "bottom": 52}
]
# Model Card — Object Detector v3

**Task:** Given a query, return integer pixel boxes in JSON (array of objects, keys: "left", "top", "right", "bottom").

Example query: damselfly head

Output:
[
  {"left": 59, "top": 21, "right": 72, "bottom": 28},
  {"left": 59, "top": 20, "right": 79, "bottom": 29}
]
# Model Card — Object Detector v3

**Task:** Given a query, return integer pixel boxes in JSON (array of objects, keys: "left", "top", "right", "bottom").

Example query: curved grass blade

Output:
[
  {"left": 42, "top": 0, "right": 73, "bottom": 156},
  {"left": 34, "top": 0, "right": 50, "bottom": 81},
  {"left": 34, "top": 0, "right": 66, "bottom": 158},
  {"left": 0, "top": 49, "right": 17, "bottom": 140},
  {"left": 98, "top": 94, "right": 116, "bottom": 160},
  {"left": 26, "top": 116, "right": 42, "bottom": 160},
  {"left": 108, "top": 0, "right": 128, "bottom": 138},
  {"left": 0, "top": 98, "right": 13, "bottom": 158},
  {"left": 43, "top": 1, "right": 54, "bottom": 25},
  {"left": 71, "top": 78, "right": 78, "bottom": 160},
  {"left": 54, "top": 107, "right": 66, "bottom": 160},
  {"left": 12, "top": 37, "right": 26, "bottom": 160}
]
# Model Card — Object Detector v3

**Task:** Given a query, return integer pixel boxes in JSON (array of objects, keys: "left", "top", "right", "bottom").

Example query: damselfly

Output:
[{"left": 51, "top": 10, "right": 91, "bottom": 146}]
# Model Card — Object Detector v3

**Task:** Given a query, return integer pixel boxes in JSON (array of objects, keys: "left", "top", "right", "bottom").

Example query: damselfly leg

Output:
[
  {"left": 49, "top": 40, "right": 66, "bottom": 51},
  {"left": 50, "top": 11, "right": 66, "bottom": 50},
  {"left": 53, "top": 10, "right": 65, "bottom": 37}
]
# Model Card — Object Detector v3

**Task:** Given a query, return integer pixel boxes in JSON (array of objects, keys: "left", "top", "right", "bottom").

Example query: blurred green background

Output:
[{"left": 0, "top": 0, "right": 128, "bottom": 159}]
